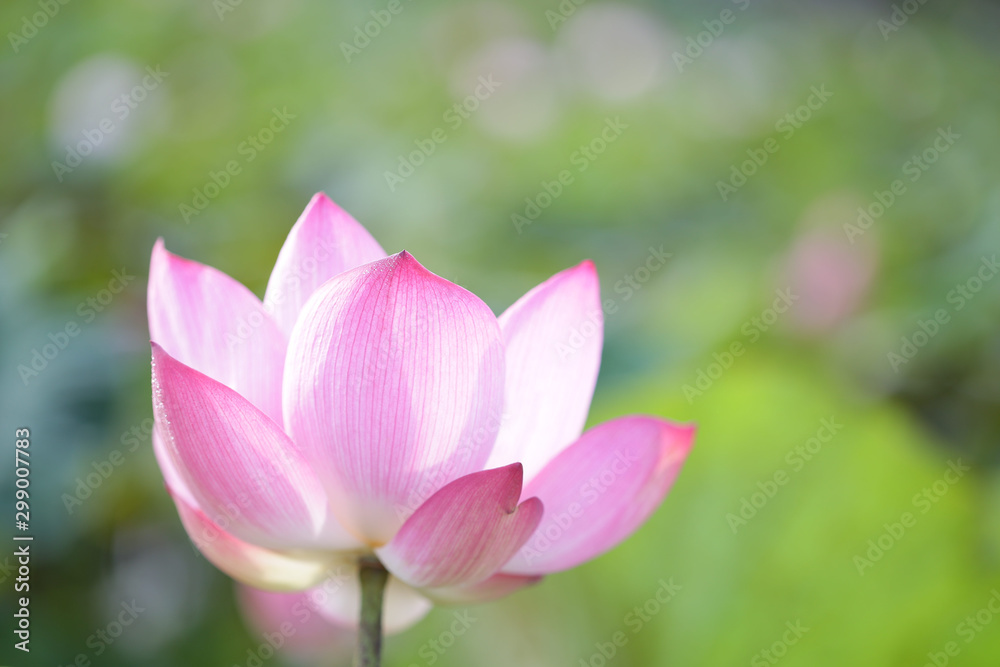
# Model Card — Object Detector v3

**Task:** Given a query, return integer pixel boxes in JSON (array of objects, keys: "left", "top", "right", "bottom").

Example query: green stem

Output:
[{"left": 356, "top": 556, "right": 389, "bottom": 667}]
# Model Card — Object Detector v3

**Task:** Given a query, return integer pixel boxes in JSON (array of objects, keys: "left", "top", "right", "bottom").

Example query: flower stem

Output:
[{"left": 356, "top": 556, "right": 389, "bottom": 667}]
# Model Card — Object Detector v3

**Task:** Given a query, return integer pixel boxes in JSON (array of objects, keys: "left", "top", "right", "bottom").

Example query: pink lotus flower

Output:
[{"left": 148, "top": 193, "right": 694, "bottom": 632}]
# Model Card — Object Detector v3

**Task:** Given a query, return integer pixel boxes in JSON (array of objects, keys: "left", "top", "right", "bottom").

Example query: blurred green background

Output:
[{"left": 2, "top": 0, "right": 1000, "bottom": 665}]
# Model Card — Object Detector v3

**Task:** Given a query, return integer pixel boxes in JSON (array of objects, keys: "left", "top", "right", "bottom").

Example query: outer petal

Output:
[
  {"left": 156, "top": 426, "right": 361, "bottom": 556},
  {"left": 283, "top": 251, "right": 506, "bottom": 545},
  {"left": 153, "top": 427, "right": 195, "bottom": 507},
  {"left": 422, "top": 573, "right": 543, "bottom": 605},
  {"left": 264, "top": 193, "right": 386, "bottom": 336},
  {"left": 485, "top": 261, "right": 603, "bottom": 481},
  {"left": 148, "top": 240, "right": 286, "bottom": 425},
  {"left": 308, "top": 567, "right": 433, "bottom": 635},
  {"left": 172, "top": 492, "right": 343, "bottom": 592},
  {"left": 152, "top": 342, "right": 333, "bottom": 550},
  {"left": 502, "top": 416, "right": 694, "bottom": 575},
  {"left": 377, "top": 464, "right": 543, "bottom": 589}
]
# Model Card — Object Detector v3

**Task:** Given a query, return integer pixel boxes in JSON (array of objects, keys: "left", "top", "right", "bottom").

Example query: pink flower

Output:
[{"left": 148, "top": 193, "right": 694, "bottom": 631}]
